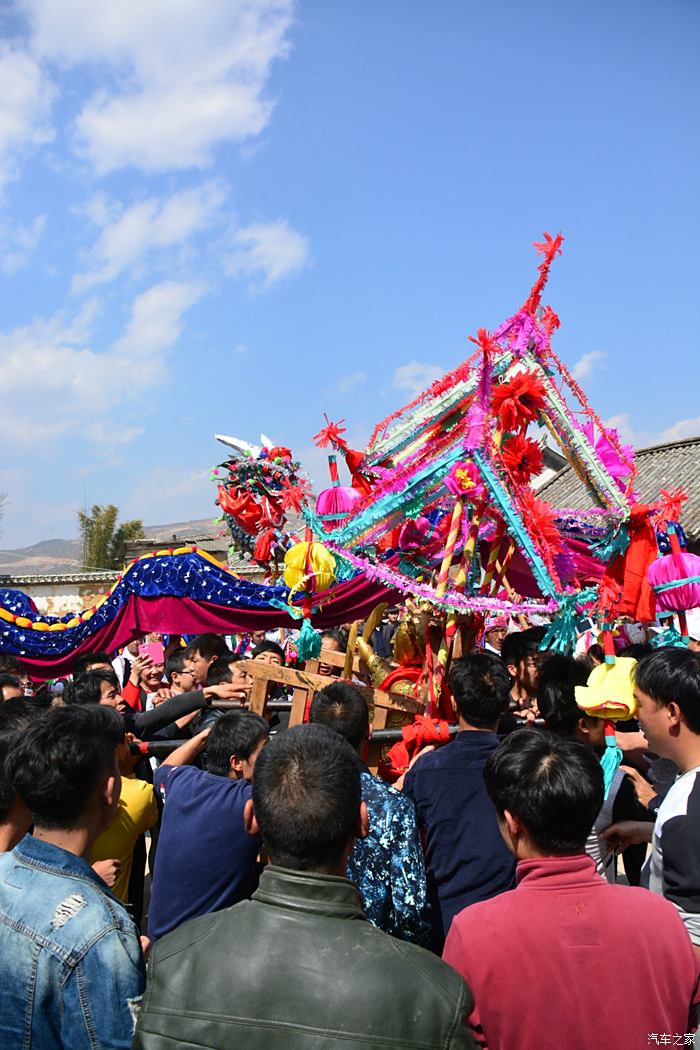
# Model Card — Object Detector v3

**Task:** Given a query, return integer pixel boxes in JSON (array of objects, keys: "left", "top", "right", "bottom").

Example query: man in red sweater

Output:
[{"left": 443, "top": 730, "right": 699, "bottom": 1050}]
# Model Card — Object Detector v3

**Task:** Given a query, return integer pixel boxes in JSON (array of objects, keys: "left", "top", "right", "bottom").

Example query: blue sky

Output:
[{"left": 0, "top": 0, "right": 698, "bottom": 548}]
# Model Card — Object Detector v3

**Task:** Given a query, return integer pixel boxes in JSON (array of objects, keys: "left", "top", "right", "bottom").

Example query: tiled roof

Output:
[
  {"left": 0, "top": 571, "right": 117, "bottom": 585},
  {"left": 538, "top": 436, "right": 700, "bottom": 539}
]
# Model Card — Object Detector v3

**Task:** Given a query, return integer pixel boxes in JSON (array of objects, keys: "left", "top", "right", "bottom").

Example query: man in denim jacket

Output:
[{"left": 0, "top": 705, "right": 146, "bottom": 1049}]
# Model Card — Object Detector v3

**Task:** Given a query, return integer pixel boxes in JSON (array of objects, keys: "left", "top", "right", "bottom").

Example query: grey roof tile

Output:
[{"left": 538, "top": 436, "right": 700, "bottom": 539}]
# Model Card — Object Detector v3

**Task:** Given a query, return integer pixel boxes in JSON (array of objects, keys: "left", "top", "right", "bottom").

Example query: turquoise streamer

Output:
[
  {"left": 297, "top": 618, "right": 322, "bottom": 660},
  {"left": 652, "top": 575, "right": 700, "bottom": 594},
  {"left": 601, "top": 735, "right": 623, "bottom": 800},
  {"left": 538, "top": 587, "right": 598, "bottom": 654},
  {"left": 268, "top": 597, "right": 303, "bottom": 620},
  {"left": 650, "top": 626, "right": 687, "bottom": 649},
  {"left": 589, "top": 521, "right": 630, "bottom": 561},
  {"left": 471, "top": 450, "right": 558, "bottom": 598}
]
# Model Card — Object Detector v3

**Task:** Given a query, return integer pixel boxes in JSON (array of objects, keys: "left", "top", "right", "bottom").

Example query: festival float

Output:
[{"left": 1, "top": 233, "right": 693, "bottom": 701}]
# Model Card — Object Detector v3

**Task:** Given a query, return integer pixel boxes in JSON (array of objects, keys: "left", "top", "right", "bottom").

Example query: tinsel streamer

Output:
[
  {"left": 537, "top": 587, "right": 598, "bottom": 654},
  {"left": 325, "top": 544, "right": 559, "bottom": 617},
  {"left": 589, "top": 521, "right": 630, "bottom": 561},
  {"left": 544, "top": 344, "right": 637, "bottom": 501},
  {"left": 650, "top": 626, "right": 687, "bottom": 649},
  {"left": 532, "top": 361, "right": 629, "bottom": 511},
  {"left": 464, "top": 330, "right": 495, "bottom": 447},
  {"left": 297, "top": 617, "right": 322, "bottom": 660},
  {"left": 471, "top": 450, "right": 559, "bottom": 599},
  {"left": 365, "top": 352, "right": 514, "bottom": 466},
  {"left": 304, "top": 443, "right": 467, "bottom": 548},
  {"left": 521, "top": 232, "right": 564, "bottom": 316},
  {"left": 600, "top": 719, "right": 623, "bottom": 801}
]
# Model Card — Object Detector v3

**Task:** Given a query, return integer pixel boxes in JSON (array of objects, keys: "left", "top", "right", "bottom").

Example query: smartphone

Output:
[{"left": 139, "top": 642, "right": 165, "bottom": 665}]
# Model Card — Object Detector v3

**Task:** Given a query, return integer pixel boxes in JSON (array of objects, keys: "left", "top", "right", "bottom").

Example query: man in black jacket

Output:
[{"left": 134, "top": 724, "right": 475, "bottom": 1050}]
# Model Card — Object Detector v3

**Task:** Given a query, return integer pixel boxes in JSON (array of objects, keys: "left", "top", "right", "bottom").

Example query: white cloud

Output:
[
  {"left": 0, "top": 279, "right": 202, "bottom": 445},
  {"left": 0, "top": 43, "right": 53, "bottom": 187},
  {"left": 233, "top": 343, "right": 248, "bottom": 354},
  {"left": 225, "top": 219, "right": 310, "bottom": 289},
  {"left": 602, "top": 414, "right": 639, "bottom": 445},
  {"left": 572, "top": 350, "right": 607, "bottom": 380},
  {"left": 126, "top": 467, "right": 213, "bottom": 525},
  {"left": 601, "top": 413, "right": 700, "bottom": 451},
  {"left": 336, "top": 371, "right": 366, "bottom": 394},
  {"left": 392, "top": 361, "right": 445, "bottom": 398},
  {"left": 24, "top": 0, "right": 294, "bottom": 173},
  {"left": 0, "top": 214, "right": 46, "bottom": 274},
  {"left": 73, "top": 182, "right": 225, "bottom": 290},
  {"left": 655, "top": 416, "right": 700, "bottom": 444}
]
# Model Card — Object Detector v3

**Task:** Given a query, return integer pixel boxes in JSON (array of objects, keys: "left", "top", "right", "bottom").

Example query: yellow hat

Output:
[{"left": 574, "top": 657, "right": 638, "bottom": 721}]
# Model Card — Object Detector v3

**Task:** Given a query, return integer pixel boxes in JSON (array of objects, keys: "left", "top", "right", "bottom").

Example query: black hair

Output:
[
  {"left": 320, "top": 630, "right": 346, "bottom": 651},
  {"left": 63, "top": 668, "right": 120, "bottom": 706},
  {"left": 484, "top": 729, "right": 604, "bottom": 855},
  {"left": 537, "top": 654, "right": 591, "bottom": 735},
  {"left": 251, "top": 640, "right": 285, "bottom": 662},
  {"left": 6, "top": 705, "right": 124, "bottom": 830},
  {"left": 165, "top": 649, "right": 188, "bottom": 682},
  {"left": 0, "top": 699, "right": 43, "bottom": 822},
  {"left": 0, "top": 654, "right": 24, "bottom": 678},
  {"left": 618, "top": 642, "right": 654, "bottom": 660},
  {"left": 72, "top": 651, "right": 113, "bottom": 677},
  {"left": 0, "top": 673, "right": 22, "bottom": 697},
  {"left": 500, "top": 627, "right": 548, "bottom": 671},
  {"left": 448, "top": 653, "right": 511, "bottom": 728},
  {"left": 252, "top": 723, "right": 361, "bottom": 871},
  {"left": 205, "top": 710, "right": 268, "bottom": 777},
  {"left": 28, "top": 683, "right": 54, "bottom": 710},
  {"left": 206, "top": 654, "right": 245, "bottom": 687},
  {"left": 309, "top": 681, "right": 369, "bottom": 751},
  {"left": 635, "top": 648, "right": 700, "bottom": 734},
  {"left": 587, "top": 643, "right": 604, "bottom": 666},
  {"left": 185, "top": 634, "right": 232, "bottom": 662}
]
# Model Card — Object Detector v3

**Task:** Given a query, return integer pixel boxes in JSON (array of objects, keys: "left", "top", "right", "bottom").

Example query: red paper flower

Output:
[
  {"left": 500, "top": 434, "right": 544, "bottom": 484},
  {"left": 652, "top": 488, "right": 688, "bottom": 531},
  {"left": 491, "top": 371, "right": 547, "bottom": 432},
  {"left": 519, "top": 490, "right": 563, "bottom": 555},
  {"left": 314, "top": 414, "right": 348, "bottom": 451},
  {"left": 267, "top": 446, "right": 292, "bottom": 461},
  {"left": 533, "top": 231, "right": 564, "bottom": 261},
  {"left": 279, "top": 477, "right": 312, "bottom": 513},
  {"left": 468, "top": 327, "right": 499, "bottom": 356},
  {"left": 595, "top": 577, "right": 622, "bottom": 618}
]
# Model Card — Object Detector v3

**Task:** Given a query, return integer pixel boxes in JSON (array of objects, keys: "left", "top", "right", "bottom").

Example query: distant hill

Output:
[{"left": 0, "top": 518, "right": 214, "bottom": 576}]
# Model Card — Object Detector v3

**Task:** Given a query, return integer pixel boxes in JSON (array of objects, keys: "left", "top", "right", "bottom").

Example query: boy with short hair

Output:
[
  {"left": 147, "top": 711, "right": 269, "bottom": 942},
  {"left": 604, "top": 647, "right": 700, "bottom": 949},
  {"left": 444, "top": 730, "right": 700, "bottom": 1050},
  {"left": 403, "top": 653, "right": 515, "bottom": 950},
  {"left": 0, "top": 705, "right": 146, "bottom": 1049}
]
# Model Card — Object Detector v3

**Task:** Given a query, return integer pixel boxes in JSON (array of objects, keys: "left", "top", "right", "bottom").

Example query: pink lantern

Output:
[
  {"left": 316, "top": 454, "right": 362, "bottom": 532},
  {"left": 647, "top": 526, "right": 700, "bottom": 641}
]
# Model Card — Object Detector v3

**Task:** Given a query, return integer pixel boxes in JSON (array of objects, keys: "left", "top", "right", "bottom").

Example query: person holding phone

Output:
[{"left": 122, "top": 644, "right": 166, "bottom": 712}]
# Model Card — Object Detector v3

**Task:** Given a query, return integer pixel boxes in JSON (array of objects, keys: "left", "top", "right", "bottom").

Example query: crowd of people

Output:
[{"left": 0, "top": 612, "right": 699, "bottom": 1048}]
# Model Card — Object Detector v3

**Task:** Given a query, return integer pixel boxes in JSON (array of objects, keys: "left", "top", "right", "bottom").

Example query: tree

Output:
[{"left": 78, "top": 504, "right": 144, "bottom": 570}]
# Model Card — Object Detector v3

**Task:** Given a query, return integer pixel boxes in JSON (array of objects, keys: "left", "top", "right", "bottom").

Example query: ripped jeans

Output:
[{"left": 0, "top": 834, "right": 146, "bottom": 1049}]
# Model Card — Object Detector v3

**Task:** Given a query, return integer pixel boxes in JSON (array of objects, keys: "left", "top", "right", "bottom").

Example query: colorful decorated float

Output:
[{"left": 2, "top": 235, "right": 694, "bottom": 700}]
